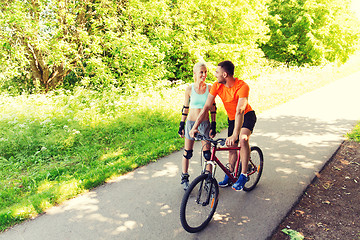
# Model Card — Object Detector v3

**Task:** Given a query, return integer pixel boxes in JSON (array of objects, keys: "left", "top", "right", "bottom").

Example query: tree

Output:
[
  {"left": 165, "top": 0, "right": 269, "bottom": 79},
  {"left": 3, "top": 1, "right": 77, "bottom": 91},
  {"left": 260, "top": 0, "right": 360, "bottom": 66},
  {"left": 307, "top": 0, "right": 360, "bottom": 63},
  {"left": 0, "top": 0, "right": 165, "bottom": 92}
]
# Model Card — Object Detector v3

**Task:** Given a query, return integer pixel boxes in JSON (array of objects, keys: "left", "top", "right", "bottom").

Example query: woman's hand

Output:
[{"left": 178, "top": 122, "right": 185, "bottom": 138}]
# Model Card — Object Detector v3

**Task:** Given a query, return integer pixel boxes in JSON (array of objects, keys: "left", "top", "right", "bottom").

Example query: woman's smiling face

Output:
[{"left": 194, "top": 65, "right": 207, "bottom": 83}]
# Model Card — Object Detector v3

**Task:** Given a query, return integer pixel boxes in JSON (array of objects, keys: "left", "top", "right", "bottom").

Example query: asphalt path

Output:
[{"left": 1, "top": 72, "right": 359, "bottom": 240}]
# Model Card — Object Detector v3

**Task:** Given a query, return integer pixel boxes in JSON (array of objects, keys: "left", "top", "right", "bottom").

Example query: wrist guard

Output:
[
  {"left": 211, "top": 102, "right": 217, "bottom": 114},
  {"left": 178, "top": 121, "right": 185, "bottom": 135},
  {"left": 210, "top": 121, "right": 216, "bottom": 134},
  {"left": 182, "top": 105, "right": 189, "bottom": 116}
]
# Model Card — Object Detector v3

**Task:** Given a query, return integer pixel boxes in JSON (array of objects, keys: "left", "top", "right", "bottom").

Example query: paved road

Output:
[{"left": 1, "top": 72, "right": 359, "bottom": 240}]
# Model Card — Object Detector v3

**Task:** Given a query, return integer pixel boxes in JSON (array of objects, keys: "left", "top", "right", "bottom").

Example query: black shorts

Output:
[{"left": 228, "top": 111, "right": 257, "bottom": 137}]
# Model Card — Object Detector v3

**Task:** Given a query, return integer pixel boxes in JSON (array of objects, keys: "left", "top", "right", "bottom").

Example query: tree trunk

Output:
[{"left": 26, "top": 42, "right": 70, "bottom": 93}]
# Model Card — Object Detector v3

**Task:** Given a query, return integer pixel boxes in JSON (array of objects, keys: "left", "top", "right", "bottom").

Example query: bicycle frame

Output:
[
  {"left": 196, "top": 133, "right": 258, "bottom": 184},
  {"left": 206, "top": 144, "right": 258, "bottom": 184},
  {"left": 205, "top": 145, "right": 241, "bottom": 184}
]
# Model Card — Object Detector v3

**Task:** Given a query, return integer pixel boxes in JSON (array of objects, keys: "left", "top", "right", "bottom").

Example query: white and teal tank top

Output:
[{"left": 189, "top": 84, "right": 209, "bottom": 109}]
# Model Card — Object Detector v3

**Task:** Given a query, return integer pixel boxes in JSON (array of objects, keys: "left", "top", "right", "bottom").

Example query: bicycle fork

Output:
[{"left": 196, "top": 161, "right": 217, "bottom": 207}]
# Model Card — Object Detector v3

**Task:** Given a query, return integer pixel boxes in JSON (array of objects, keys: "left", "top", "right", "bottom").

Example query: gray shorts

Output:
[{"left": 185, "top": 120, "right": 210, "bottom": 140}]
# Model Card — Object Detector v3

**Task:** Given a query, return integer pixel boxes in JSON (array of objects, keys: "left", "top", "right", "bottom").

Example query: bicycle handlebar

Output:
[{"left": 194, "top": 133, "right": 226, "bottom": 146}]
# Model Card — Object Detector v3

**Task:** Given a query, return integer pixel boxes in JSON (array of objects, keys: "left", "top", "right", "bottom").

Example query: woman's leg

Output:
[
  {"left": 182, "top": 138, "right": 195, "bottom": 174},
  {"left": 201, "top": 140, "right": 212, "bottom": 172},
  {"left": 181, "top": 138, "right": 194, "bottom": 190}
]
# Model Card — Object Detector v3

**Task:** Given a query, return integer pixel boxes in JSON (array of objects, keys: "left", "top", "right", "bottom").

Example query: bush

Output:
[{"left": 261, "top": 0, "right": 360, "bottom": 66}]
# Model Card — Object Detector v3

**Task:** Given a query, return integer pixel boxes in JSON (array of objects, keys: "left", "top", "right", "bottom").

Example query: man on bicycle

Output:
[{"left": 189, "top": 60, "right": 257, "bottom": 191}]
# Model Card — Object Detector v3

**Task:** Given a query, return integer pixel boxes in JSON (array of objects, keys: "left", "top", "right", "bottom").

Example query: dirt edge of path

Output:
[{"left": 269, "top": 140, "right": 360, "bottom": 240}]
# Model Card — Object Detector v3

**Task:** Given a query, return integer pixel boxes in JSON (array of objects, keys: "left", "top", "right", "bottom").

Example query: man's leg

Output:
[
  {"left": 228, "top": 147, "right": 238, "bottom": 172},
  {"left": 229, "top": 127, "right": 252, "bottom": 174},
  {"left": 232, "top": 128, "right": 252, "bottom": 191},
  {"left": 219, "top": 120, "right": 237, "bottom": 187},
  {"left": 219, "top": 148, "right": 237, "bottom": 187},
  {"left": 239, "top": 128, "right": 252, "bottom": 175},
  {"left": 227, "top": 118, "right": 237, "bottom": 172}
]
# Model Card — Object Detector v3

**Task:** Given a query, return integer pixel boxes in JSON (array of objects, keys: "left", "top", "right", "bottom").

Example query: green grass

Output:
[
  {"left": 1, "top": 54, "right": 360, "bottom": 231},
  {"left": 347, "top": 122, "right": 360, "bottom": 142}
]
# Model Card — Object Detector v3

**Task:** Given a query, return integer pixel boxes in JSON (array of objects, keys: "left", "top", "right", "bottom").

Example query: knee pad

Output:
[
  {"left": 203, "top": 150, "right": 211, "bottom": 161},
  {"left": 183, "top": 149, "right": 193, "bottom": 160}
]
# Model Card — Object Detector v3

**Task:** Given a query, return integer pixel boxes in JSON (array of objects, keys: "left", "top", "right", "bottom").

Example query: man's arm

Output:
[
  {"left": 226, "top": 97, "right": 247, "bottom": 146},
  {"left": 189, "top": 93, "right": 216, "bottom": 138}
]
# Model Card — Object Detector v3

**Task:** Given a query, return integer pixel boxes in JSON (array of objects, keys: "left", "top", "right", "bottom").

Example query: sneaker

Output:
[
  {"left": 218, "top": 174, "right": 233, "bottom": 188},
  {"left": 181, "top": 173, "right": 190, "bottom": 191},
  {"left": 232, "top": 174, "right": 248, "bottom": 191}
]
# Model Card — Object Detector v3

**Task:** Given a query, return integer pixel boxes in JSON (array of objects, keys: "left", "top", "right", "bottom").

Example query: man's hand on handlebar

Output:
[{"left": 225, "top": 135, "right": 238, "bottom": 146}]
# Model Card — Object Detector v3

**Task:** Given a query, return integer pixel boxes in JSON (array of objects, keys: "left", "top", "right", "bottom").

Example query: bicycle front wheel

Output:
[
  {"left": 243, "top": 146, "right": 264, "bottom": 191},
  {"left": 180, "top": 173, "right": 219, "bottom": 233}
]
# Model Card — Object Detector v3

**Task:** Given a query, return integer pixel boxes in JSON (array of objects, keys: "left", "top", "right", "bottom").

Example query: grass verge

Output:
[{"left": 347, "top": 122, "right": 360, "bottom": 142}]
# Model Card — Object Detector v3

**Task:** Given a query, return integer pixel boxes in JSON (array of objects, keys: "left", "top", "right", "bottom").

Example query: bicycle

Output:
[{"left": 180, "top": 133, "right": 264, "bottom": 233}]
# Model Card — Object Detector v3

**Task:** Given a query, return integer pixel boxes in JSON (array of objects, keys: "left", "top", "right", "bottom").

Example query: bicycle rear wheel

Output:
[
  {"left": 180, "top": 173, "right": 219, "bottom": 233},
  {"left": 243, "top": 146, "right": 264, "bottom": 191}
]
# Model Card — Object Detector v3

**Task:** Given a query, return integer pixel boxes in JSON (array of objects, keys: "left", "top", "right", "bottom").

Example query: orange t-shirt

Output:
[{"left": 210, "top": 78, "right": 253, "bottom": 120}]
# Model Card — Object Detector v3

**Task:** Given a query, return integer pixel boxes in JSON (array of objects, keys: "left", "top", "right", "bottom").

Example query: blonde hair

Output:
[{"left": 193, "top": 62, "right": 207, "bottom": 74}]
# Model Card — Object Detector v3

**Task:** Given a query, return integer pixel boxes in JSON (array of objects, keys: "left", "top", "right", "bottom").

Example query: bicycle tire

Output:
[
  {"left": 180, "top": 173, "right": 219, "bottom": 233},
  {"left": 243, "top": 146, "right": 264, "bottom": 191}
]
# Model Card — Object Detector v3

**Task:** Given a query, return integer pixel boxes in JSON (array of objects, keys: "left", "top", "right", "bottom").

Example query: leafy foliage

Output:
[
  {"left": 168, "top": 0, "right": 269, "bottom": 78},
  {"left": 260, "top": 0, "right": 360, "bottom": 66},
  {"left": 347, "top": 121, "right": 360, "bottom": 142},
  {"left": 282, "top": 228, "right": 304, "bottom": 240},
  {"left": 0, "top": 0, "right": 270, "bottom": 93},
  {"left": 0, "top": 0, "right": 165, "bottom": 92},
  {"left": 1, "top": 0, "right": 359, "bottom": 93}
]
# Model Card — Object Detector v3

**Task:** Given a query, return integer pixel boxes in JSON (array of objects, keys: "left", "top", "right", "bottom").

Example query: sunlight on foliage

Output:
[
  {"left": 12, "top": 205, "right": 37, "bottom": 220},
  {"left": 57, "top": 180, "right": 82, "bottom": 202},
  {"left": 100, "top": 149, "right": 126, "bottom": 162},
  {"left": 37, "top": 181, "right": 55, "bottom": 194},
  {"left": 347, "top": 122, "right": 360, "bottom": 142}
]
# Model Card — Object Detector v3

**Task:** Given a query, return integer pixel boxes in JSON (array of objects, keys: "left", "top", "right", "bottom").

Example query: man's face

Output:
[{"left": 215, "top": 66, "right": 226, "bottom": 84}]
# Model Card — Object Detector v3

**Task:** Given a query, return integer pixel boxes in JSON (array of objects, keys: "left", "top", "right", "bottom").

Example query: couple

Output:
[{"left": 178, "top": 60, "right": 257, "bottom": 191}]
